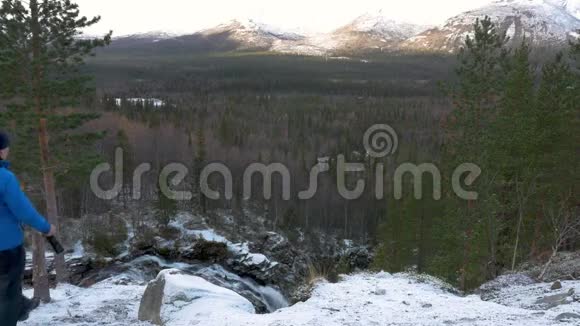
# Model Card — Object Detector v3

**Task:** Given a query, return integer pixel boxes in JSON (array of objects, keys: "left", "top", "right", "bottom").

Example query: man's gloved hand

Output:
[{"left": 46, "top": 224, "right": 56, "bottom": 237}]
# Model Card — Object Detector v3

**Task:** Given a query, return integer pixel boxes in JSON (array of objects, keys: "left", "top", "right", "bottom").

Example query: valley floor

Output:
[{"left": 21, "top": 272, "right": 580, "bottom": 326}]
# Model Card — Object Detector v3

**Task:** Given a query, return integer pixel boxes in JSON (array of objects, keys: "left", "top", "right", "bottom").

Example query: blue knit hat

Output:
[{"left": 0, "top": 132, "right": 10, "bottom": 150}]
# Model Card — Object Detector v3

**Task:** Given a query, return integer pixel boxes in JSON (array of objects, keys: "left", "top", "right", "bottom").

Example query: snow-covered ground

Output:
[
  {"left": 21, "top": 271, "right": 580, "bottom": 326},
  {"left": 22, "top": 275, "right": 149, "bottom": 326}
]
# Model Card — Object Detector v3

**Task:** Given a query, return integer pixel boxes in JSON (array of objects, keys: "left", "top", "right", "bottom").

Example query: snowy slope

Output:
[
  {"left": 338, "top": 10, "right": 430, "bottom": 40},
  {"left": 21, "top": 272, "right": 580, "bottom": 326},
  {"left": 544, "top": 0, "right": 580, "bottom": 18},
  {"left": 273, "top": 11, "right": 429, "bottom": 55},
  {"left": 326, "top": 10, "right": 430, "bottom": 52},
  {"left": 21, "top": 276, "right": 149, "bottom": 326},
  {"left": 564, "top": 0, "right": 580, "bottom": 18},
  {"left": 198, "top": 19, "right": 304, "bottom": 50},
  {"left": 116, "top": 31, "right": 180, "bottom": 41},
  {"left": 403, "top": 0, "right": 580, "bottom": 52}
]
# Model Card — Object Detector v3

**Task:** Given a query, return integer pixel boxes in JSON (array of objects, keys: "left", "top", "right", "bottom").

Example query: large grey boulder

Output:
[
  {"left": 535, "top": 288, "right": 575, "bottom": 309},
  {"left": 138, "top": 273, "right": 165, "bottom": 325},
  {"left": 555, "top": 312, "right": 580, "bottom": 322}
]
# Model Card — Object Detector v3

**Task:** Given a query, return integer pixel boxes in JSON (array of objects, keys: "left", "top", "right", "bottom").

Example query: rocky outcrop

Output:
[
  {"left": 342, "top": 246, "right": 373, "bottom": 271},
  {"left": 477, "top": 273, "right": 536, "bottom": 301},
  {"left": 477, "top": 272, "right": 580, "bottom": 314},
  {"left": 180, "top": 239, "right": 229, "bottom": 263},
  {"left": 519, "top": 251, "right": 580, "bottom": 282},
  {"left": 138, "top": 269, "right": 255, "bottom": 325},
  {"left": 47, "top": 211, "right": 370, "bottom": 313}
]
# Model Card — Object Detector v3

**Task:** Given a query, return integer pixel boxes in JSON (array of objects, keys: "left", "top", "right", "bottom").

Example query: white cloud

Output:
[{"left": 75, "top": 0, "right": 496, "bottom": 36}]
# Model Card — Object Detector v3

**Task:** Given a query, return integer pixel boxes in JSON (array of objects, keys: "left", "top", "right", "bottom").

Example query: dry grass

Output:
[{"left": 306, "top": 257, "right": 339, "bottom": 285}]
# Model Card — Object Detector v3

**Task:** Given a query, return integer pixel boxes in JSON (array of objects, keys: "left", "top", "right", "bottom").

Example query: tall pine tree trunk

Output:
[
  {"left": 39, "top": 118, "right": 67, "bottom": 282},
  {"left": 344, "top": 201, "right": 350, "bottom": 239},
  {"left": 30, "top": 0, "right": 51, "bottom": 301},
  {"left": 31, "top": 233, "right": 50, "bottom": 302},
  {"left": 417, "top": 204, "right": 426, "bottom": 274},
  {"left": 461, "top": 200, "right": 474, "bottom": 291}
]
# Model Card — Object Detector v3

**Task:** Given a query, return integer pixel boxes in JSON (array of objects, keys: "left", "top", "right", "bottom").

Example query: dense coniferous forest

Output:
[{"left": 58, "top": 18, "right": 576, "bottom": 291}]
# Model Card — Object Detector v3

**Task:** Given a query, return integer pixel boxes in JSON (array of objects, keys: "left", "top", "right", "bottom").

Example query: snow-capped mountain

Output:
[
  {"left": 117, "top": 31, "right": 180, "bottom": 41},
  {"left": 191, "top": 13, "right": 429, "bottom": 55},
  {"left": 337, "top": 11, "right": 430, "bottom": 41},
  {"left": 272, "top": 12, "right": 429, "bottom": 55},
  {"left": 106, "top": 2, "right": 580, "bottom": 56},
  {"left": 158, "top": 13, "right": 430, "bottom": 55},
  {"left": 197, "top": 19, "right": 304, "bottom": 51},
  {"left": 105, "top": 31, "right": 184, "bottom": 50},
  {"left": 402, "top": 0, "right": 580, "bottom": 53},
  {"left": 322, "top": 11, "right": 430, "bottom": 53},
  {"left": 106, "top": 19, "right": 305, "bottom": 53},
  {"left": 564, "top": 0, "right": 580, "bottom": 19}
]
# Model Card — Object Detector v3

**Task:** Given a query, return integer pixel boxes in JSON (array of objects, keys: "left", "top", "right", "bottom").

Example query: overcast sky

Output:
[{"left": 76, "top": 0, "right": 496, "bottom": 36}]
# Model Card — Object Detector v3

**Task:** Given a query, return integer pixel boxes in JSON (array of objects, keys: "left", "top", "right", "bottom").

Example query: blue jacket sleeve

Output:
[{"left": 3, "top": 172, "right": 51, "bottom": 234}]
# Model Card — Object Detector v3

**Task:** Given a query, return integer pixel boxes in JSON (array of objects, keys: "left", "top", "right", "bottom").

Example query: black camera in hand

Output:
[{"left": 46, "top": 236, "right": 65, "bottom": 254}]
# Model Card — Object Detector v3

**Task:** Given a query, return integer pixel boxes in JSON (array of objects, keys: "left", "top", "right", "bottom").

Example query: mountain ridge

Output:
[
  {"left": 108, "top": 2, "right": 580, "bottom": 55},
  {"left": 402, "top": 0, "right": 580, "bottom": 52}
]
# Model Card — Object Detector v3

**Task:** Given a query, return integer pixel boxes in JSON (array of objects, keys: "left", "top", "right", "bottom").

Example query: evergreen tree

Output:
[
  {"left": 438, "top": 17, "right": 510, "bottom": 289},
  {"left": 0, "top": 0, "right": 111, "bottom": 300},
  {"left": 433, "top": 24, "right": 580, "bottom": 289},
  {"left": 488, "top": 42, "right": 537, "bottom": 270}
]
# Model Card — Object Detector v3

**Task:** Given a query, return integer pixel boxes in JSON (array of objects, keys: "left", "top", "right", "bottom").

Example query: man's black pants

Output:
[{"left": 0, "top": 245, "right": 26, "bottom": 326}]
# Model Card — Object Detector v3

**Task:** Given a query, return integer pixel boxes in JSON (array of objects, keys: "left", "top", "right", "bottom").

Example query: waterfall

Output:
[
  {"left": 255, "top": 284, "right": 290, "bottom": 311},
  {"left": 125, "top": 256, "right": 289, "bottom": 313},
  {"left": 193, "top": 264, "right": 290, "bottom": 312}
]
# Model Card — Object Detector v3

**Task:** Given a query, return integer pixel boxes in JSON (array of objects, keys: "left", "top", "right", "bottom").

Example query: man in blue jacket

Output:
[{"left": 0, "top": 132, "right": 56, "bottom": 326}]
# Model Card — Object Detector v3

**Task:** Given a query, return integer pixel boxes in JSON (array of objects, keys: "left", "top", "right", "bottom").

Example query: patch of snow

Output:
[
  {"left": 114, "top": 98, "right": 166, "bottom": 108},
  {"left": 70, "top": 241, "right": 85, "bottom": 259},
  {"left": 506, "top": 22, "right": 517, "bottom": 39},
  {"left": 26, "top": 243, "right": 87, "bottom": 271},
  {"left": 328, "top": 56, "right": 351, "bottom": 60},
  {"left": 115, "top": 30, "right": 181, "bottom": 40},
  {"left": 130, "top": 255, "right": 193, "bottom": 271},
  {"left": 244, "top": 253, "right": 268, "bottom": 265}
]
